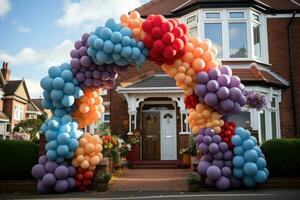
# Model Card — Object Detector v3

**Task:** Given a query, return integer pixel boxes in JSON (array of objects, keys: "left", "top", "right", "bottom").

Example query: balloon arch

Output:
[{"left": 31, "top": 11, "right": 269, "bottom": 193}]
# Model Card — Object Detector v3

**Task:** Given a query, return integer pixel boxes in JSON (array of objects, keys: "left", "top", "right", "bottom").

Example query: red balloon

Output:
[
  {"left": 153, "top": 40, "right": 165, "bottom": 52},
  {"left": 162, "top": 21, "right": 174, "bottom": 33},
  {"left": 162, "top": 32, "right": 175, "bottom": 44},
  {"left": 180, "top": 35, "right": 189, "bottom": 44},
  {"left": 151, "top": 27, "right": 163, "bottom": 40},
  {"left": 172, "top": 38, "right": 184, "bottom": 51},
  {"left": 153, "top": 15, "right": 165, "bottom": 27},
  {"left": 142, "top": 20, "right": 153, "bottom": 33},
  {"left": 172, "top": 26, "right": 183, "bottom": 38},
  {"left": 147, "top": 14, "right": 155, "bottom": 21},
  {"left": 179, "top": 23, "right": 188, "bottom": 34},
  {"left": 143, "top": 35, "right": 154, "bottom": 48},
  {"left": 84, "top": 171, "right": 94, "bottom": 180},
  {"left": 220, "top": 121, "right": 236, "bottom": 149},
  {"left": 184, "top": 93, "right": 199, "bottom": 109},
  {"left": 163, "top": 46, "right": 176, "bottom": 59},
  {"left": 83, "top": 180, "right": 92, "bottom": 186},
  {"left": 77, "top": 174, "right": 84, "bottom": 181},
  {"left": 169, "top": 19, "right": 178, "bottom": 27}
]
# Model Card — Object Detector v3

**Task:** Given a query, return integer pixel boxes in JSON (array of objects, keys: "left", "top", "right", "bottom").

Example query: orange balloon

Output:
[{"left": 192, "top": 58, "right": 205, "bottom": 71}]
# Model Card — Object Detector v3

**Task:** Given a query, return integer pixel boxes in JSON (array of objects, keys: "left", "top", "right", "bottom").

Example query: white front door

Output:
[{"left": 160, "top": 110, "right": 177, "bottom": 160}]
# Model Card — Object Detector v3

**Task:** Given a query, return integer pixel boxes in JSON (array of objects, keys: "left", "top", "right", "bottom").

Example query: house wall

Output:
[
  {"left": 267, "top": 17, "right": 300, "bottom": 136},
  {"left": 3, "top": 98, "right": 27, "bottom": 131}
]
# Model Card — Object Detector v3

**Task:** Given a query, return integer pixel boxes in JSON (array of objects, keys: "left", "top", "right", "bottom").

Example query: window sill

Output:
[
  {"left": 220, "top": 58, "right": 270, "bottom": 66},
  {"left": 179, "top": 132, "right": 191, "bottom": 135}
]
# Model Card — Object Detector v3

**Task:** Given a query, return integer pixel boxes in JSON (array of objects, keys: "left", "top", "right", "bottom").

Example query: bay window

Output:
[
  {"left": 187, "top": 14, "right": 198, "bottom": 37},
  {"left": 252, "top": 13, "right": 261, "bottom": 58},
  {"left": 205, "top": 23, "right": 223, "bottom": 57},
  {"left": 229, "top": 22, "right": 248, "bottom": 58}
]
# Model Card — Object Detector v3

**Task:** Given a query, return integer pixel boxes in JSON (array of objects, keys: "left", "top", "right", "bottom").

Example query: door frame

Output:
[{"left": 140, "top": 101, "right": 177, "bottom": 160}]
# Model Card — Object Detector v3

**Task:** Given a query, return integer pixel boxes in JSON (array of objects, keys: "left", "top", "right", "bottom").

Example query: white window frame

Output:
[
  {"left": 186, "top": 12, "right": 198, "bottom": 37},
  {"left": 102, "top": 112, "right": 110, "bottom": 123},
  {"left": 14, "top": 104, "right": 24, "bottom": 121}
]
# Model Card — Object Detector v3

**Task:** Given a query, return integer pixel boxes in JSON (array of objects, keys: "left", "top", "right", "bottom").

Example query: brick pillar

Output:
[{"left": 39, "top": 133, "right": 46, "bottom": 156}]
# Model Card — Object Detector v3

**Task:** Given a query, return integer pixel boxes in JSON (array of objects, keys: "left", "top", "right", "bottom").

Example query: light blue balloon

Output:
[
  {"left": 42, "top": 99, "right": 52, "bottom": 109},
  {"left": 105, "top": 18, "right": 116, "bottom": 30},
  {"left": 61, "top": 115, "right": 72, "bottom": 124},
  {"left": 57, "top": 145, "right": 69, "bottom": 156},
  {"left": 233, "top": 155, "right": 245, "bottom": 168},
  {"left": 69, "top": 138, "right": 79, "bottom": 151},
  {"left": 112, "top": 53, "right": 121, "bottom": 61},
  {"left": 254, "top": 170, "right": 267, "bottom": 183},
  {"left": 66, "top": 152, "right": 74, "bottom": 160},
  {"left": 136, "top": 54, "right": 146, "bottom": 66},
  {"left": 59, "top": 124, "right": 71, "bottom": 133},
  {"left": 114, "top": 23, "right": 122, "bottom": 31},
  {"left": 60, "top": 63, "right": 71, "bottom": 71},
  {"left": 116, "top": 58, "right": 129, "bottom": 66},
  {"left": 114, "top": 44, "right": 122, "bottom": 53},
  {"left": 45, "top": 140, "right": 57, "bottom": 150},
  {"left": 131, "top": 47, "right": 141, "bottom": 60},
  {"left": 73, "top": 87, "right": 83, "bottom": 99},
  {"left": 100, "top": 27, "right": 112, "bottom": 40},
  {"left": 61, "top": 70, "right": 73, "bottom": 82},
  {"left": 43, "top": 90, "right": 51, "bottom": 100},
  {"left": 142, "top": 48, "right": 149, "bottom": 57},
  {"left": 241, "top": 130, "right": 251, "bottom": 140},
  {"left": 41, "top": 123, "right": 48, "bottom": 133},
  {"left": 48, "top": 66, "right": 62, "bottom": 78},
  {"left": 50, "top": 89, "right": 64, "bottom": 101},
  {"left": 122, "top": 36, "right": 131, "bottom": 46},
  {"left": 235, "top": 127, "right": 244, "bottom": 136},
  {"left": 243, "top": 162, "right": 258, "bottom": 176},
  {"left": 263, "top": 168, "right": 269, "bottom": 177},
  {"left": 253, "top": 145, "right": 262, "bottom": 157},
  {"left": 137, "top": 41, "right": 144, "bottom": 49},
  {"left": 52, "top": 77, "right": 65, "bottom": 90},
  {"left": 48, "top": 119, "right": 60, "bottom": 130},
  {"left": 250, "top": 136, "right": 257, "bottom": 145},
  {"left": 111, "top": 32, "right": 122, "bottom": 44},
  {"left": 40, "top": 76, "right": 53, "bottom": 91},
  {"left": 243, "top": 176, "right": 256, "bottom": 187},
  {"left": 131, "top": 39, "right": 137, "bottom": 47},
  {"left": 233, "top": 146, "right": 244, "bottom": 155},
  {"left": 103, "top": 40, "right": 114, "bottom": 53},
  {"left": 70, "top": 122, "right": 78, "bottom": 130},
  {"left": 57, "top": 133, "right": 70, "bottom": 145},
  {"left": 93, "top": 38, "right": 104, "bottom": 49},
  {"left": 63, "top": 82, "right": 75, "bottom": 95},
  {"left": 121, "top": 46, "right": 132, "bottom": 58},
  {"left": 62, "top": 95, "right": 75, "bottom": 107},
  {"left": 243, "top": 139, "right": 254, "bottom": 150},
  {"left": 244, "top": 149, "right": 258, "bottom": 162},
  {"left": 45, "top": 130, "right": 57, "bottom": 141},
  {"left": 120, "top": 27, "right": 132, "bottom": 37},
  {"left": 55, "top": 156, "right": 65, "bottom": 164},
  {"left": 87, "top": 35, "right": 98, "bottom": 47},
  {"left": 256, "top": 157, "right": 266, "bottom": 169},
  {"left": 94, "top": 26, "right": 104, "bottom": 37},
  {"left": 46, "top": 149, "right": 57, "bottom": 161},
  {"left": 233, "top": 168, "right": 244, "bottom": 178},
  {"left": 52, "top": 100, "right": 64, "bottom": 109},
  {"left": 231, "top": 135, "right": 242, "bottom": 146}
]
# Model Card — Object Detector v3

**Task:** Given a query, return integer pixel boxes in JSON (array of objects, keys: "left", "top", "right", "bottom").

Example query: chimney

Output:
[{"left": 1, "top": 62, "right": 11, "bottom": 81}]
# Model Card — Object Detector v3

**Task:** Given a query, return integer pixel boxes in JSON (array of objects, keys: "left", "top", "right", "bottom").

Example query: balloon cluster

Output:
[
  {"left": 87, "top": 18, "right": 148, "bottom": 67},
  {"left": 196, "top": 128, "right": 241, "bottom": 190},
  {"left": 220, "top": 121, "right": 236, "bottom": 149},
  {"left": 120, "top": 11, "right": 145, "bottom": 41},
  {"left": 72, "top": 133, "right": 103, "bottom": 171},
  {"left": 75, "top": 167, "right": 94, "bottom": 191},
  {"left": 142, "top": 15, "right": 188, "bottom": 65},
  {"left": 72, "top": 88, "right": 105, "bottom": 128},
  {"left": 41, "top": 115, "right": 82, "bottom": 163},
  {"left": 40, "top": 63, "right": 83, "bottom": 113},
  {"left": 31, "top": 155, "right": 76, "bottom": 194},
  {"left": 184, "top": 93, "right": 199, "bottom": 109},
  {"left": 188, "top": 103, "right": 224, "bottom": 134},
  {"left": 70, "top": 33, "right": 127, "bottom": 90},
  {"left": 194, "top": 66, "right": 246, "bottom": 115},
  {"left": 231, "top": 127, "right": 269, "bottom": 187}
]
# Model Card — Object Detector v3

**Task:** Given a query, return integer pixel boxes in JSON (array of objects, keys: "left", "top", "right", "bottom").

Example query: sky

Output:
[{"left": 0, "top": 0, "right": 149, "bottom": 98}]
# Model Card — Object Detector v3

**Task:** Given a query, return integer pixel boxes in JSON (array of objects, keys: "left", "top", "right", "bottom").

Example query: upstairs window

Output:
[
  {"left": 186, "top": 14, "right": 198, "bottom": 37},
  {"left": 229, "top": 22, "right": 248, "bottom": 58},
  {"left": 14, "top": 104, "right": 24, "bottom": 121},
  {"left": 252, "top": 13, "right": 261, "bottom": 58}
]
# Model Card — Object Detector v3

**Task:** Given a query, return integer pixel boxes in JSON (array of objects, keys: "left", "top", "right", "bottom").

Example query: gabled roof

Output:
[
  {"left": 3, "top": 79, "right": 31, "bottom": 102},
  {"left": 0, "top": 111, "right": 9, "bottom": 121},
  {"left": 31, "top": 99, "right": 43, "bottom": 111},
  {"left": 27, "top": 101, "right": 42, "bottom": 113},
  {"left": 135, "top": 0, "right": 300, "bottom": 17}
]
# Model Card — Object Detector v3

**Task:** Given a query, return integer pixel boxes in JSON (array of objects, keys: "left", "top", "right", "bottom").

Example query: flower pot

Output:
[
  {"left": 99, "top": 157, "right": 113, "bottom": 173},
  {"left": 182, "top": 154, "right": 191, "bottom": 166},
  {"left": 97, "top": 183, "right": 109, "bottom": 192},
  {"left": 188, "top": 184, "right": 200, "bottom": 192},
  {"left": 191, "top": 156, "right": 199, "bottom": 172}
]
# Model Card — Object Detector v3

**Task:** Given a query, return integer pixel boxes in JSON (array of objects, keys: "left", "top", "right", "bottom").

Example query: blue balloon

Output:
[
  {"left": 59, "top": 124, "right": 71, "bottom": 133},
  {"left": 48, "top": 120, "right": 60, "bottom": 130},
  {"left": 87, "top": 47, "right": 97, "bottom": 57},
  {"left": 233, "top": 156, "right": 245, "bottom": 168},
  {"left": 41, "top": 123, "right": 48, "bottom": 133},
  {"left": 100, "top": 27, "right": 112, "bottom": 40},
  {"left": 87, "top": 35, "right": 98, "bottom": 47},
  {"left": 63, "top": 83, "right": 75, "bottom": 95},
  {"left": 131, "top": 47, "right": 141, "bottom": 59},
  {"left": 122, "top": 36, "right": 131, "bottom": 46},
  {"left": 61, "top": 115, "right": 72, "bottom": 124},
  {"left": 233, "top": 146, "right": 244, "bottom": 155},
  {"left": 120, "top": 27, "right": 132, "bottom": 37},
  {"left": 240, "top": 129, "right": 251, "bottom": 140},
  {"left": 263, "top": 168, "right": 269, "bottom": 177},
  {"left": 231, "top": 135, "right": 242, "bottom": 146},
  {"left": 114, "top": 23, "right": 122, "bottom": 31},
  {"left": 242, "top": 139, "right": 254, "bottom": 150},
  {"left": 137, "top": 41, "right": 144, "bottom": 49},
  {"left": 256, "top": 157, "right": 266, "bottom": 169},
  {"left": 103, "top": 40, "right": 114, "bottom": 53},
  {"left": 45, "top": 130, "right": 57, "bottom": 141},
  {"left": 105, "top": 18, "right": 116, "bottom": 30},
  {"left": 69, "top": 138, "right": 79, "bottom": 151},
  {"left": 43, "top": 90, "right": 51, "bottom": 99},
  {"left": 254, "top": 170, "right": 267, "bottom": 183},
  {"left": 50, "top": 90, "right": 64, "bottom": 101},
  {"left": 61, "top": 70, "right": 73, "bottom": 82},
  {"left": 114, "top": 44, "right": 122, "bottom": 53},
  {"left": 253, "top": 145, "right": 262, "bottom": 156},
  {"left": 235, "top": 127, "right": 244, "bottom": 136},
  {"left": 233, "top": 168, "right": 244, "bottom": 178},
  {"left": 66, "top": 152, "right": 74, "bottom": 159},
  {"left": 60, "top": 63, "right": 71, "bottom": 71},
  {"left": 53, "top": 77, "right": 65, "bottom": 90},
  {"left": 93, "top": 38, "right": 104, "bottom": 49},
  {"left": 243, "top": 176, "right": 256, "bottom": 187},
  {"left": 244, "top": 149, "right": 258, "bottom": 162},
  {"left": 121, "top": 46, "right": 132, "bottom": 58},
  {"left": 52, "top": 100, "right": 64, "bottom": 109},
  {"left": 45, "top": 140, "right": 58, "bottom": 151},
  {"left": 243, "top": 162, "right": 258, "bottom": 176},
  {"left": 61, "top": 95, "right": 75, "bottom": 107},
  {"left": 57, "top": 145, "right": 69, "bottom": 156},
  {"left": 94, "top": 26, "right": 104, "bottom": 36},
  {"left": 111, "top": 32, "right": 122, "bottom": 43},
  {"left": 73, "top": 87, "right": 83, "bottom": 99},
  {"left": 40, "top": 76, "right": 53, "bottom": 91},
  {"left": 57, "top": 133, "right": 70, "bottom": 145},
  {"left": 48, "top": 66, "right": 61, "bottom": 78},
  {"left": 42, "top": 99, "right": 52, "bottom": 109},
  {"left": 131, "top": 39, "right": 137, "bottom": 47},
  {"left": 55, "top": 156, "right": 65, "bottom": 163},
  {"left": 47, "top": 149, "right": 58, "bottom": 161}
]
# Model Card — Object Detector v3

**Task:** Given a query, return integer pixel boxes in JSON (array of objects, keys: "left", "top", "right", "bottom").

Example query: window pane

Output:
[
  {"left": 253, "top": 13, "right": 260, "bottom": 22},
  {"left": 104, "top": 114, "right": 110, "bottom": 121},
  {"left": 271, "top": 112, "right": 277, "bottom": 138},
  {"left": 253, "top": 25, "right": 261, "bottom": 57},
  {"left": 188, "top": 27, "right": 197, "bottom": 37},
  {"left": 271, "top": 97, "right": 276, "bottom": 108},
  {"left": 187, "top": 15, "right": 197, "bottom": 24},
  {"left": 205, "top": 23, "right": 223, "bottom": 58},
  {"left": 205, "top": 12, "right": 221, "bottom": 19},
  {"left": 260, "top": 111, "right": 266, "bottom": 143},
  {"left": 229, "top": 22, "right": 248, "bottom": 58},
  {"left": 229, "top": 12, "right": 244, "bottom": 18},
  {"left": 227, "top": 111, "right": 250, "bottom": 128}
]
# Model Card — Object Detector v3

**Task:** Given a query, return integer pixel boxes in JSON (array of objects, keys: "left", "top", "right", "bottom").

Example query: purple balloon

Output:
[
  {"left": 203, "top": 135, "right": 212, "bottom": 145},
  {"left": 212, "top": 160, "right": 224, "bottom": 168},
  {"left": 207, "top": 166, "right": 221, "bottom": 181},
  {"left": 76, "top": 73, "right": 85, "bottom": 82},
  {"left": 205, "top": 177, "right": 216, "bottom": 187},
  {"left": 216, "top": 176, "right": 230, "bottom": 190},
  {"left": 42, "top": 173, "right": 56, "bottom": 187},
  {"left": 202, "top": 153, "right": 214, "bottom": 162},
  {"left": 208, "top": 68, "right": 221, "bottom": 80},
  {"left": 74, "top": 40, "right": 83, "bottom": 49},
  {"left": 45, "top": 161, "right": 58, "bottom": 173},
  {"left": 224, "top": 161, "right": 233, "bottom": 168},
  {"left": 229, "top": 87, "right": 242, "bottom": 101},
  {"left": 38, "top": 155, "right": 48, "bottom": 165},
  {"left": 214, "top": 152, "right": 223, "bottom": 160},
  {"left": 85, "top": 70, "right": 92, "bottom": 78},
  {"left": 204, "top": 93, "right": 218, "bottom": 106},
  {"left": 92, "top": 70, "right": 101, "bottom": 79},
  {"left": 238, "top": 95, "right": 246, "bottom": 106},
  {"left": 101, "top": 72, "right": 110, "bottom": 81},
  {"left": 212, "top": 135, "right": 221, "bottom": 144},
  {"left": 217, "top": 87, "right": 230, "bottom": 100},
  {"left": 37, "top": 181, "right": 51, "bottom": 194},
  {"left": 199, "top": 143, "right": 208, "bottom": 153},
  {"left": 93, "top": 79, "right": 102, "bottom": 87},
  {"left": 230, "top": 102, "right": 241, "bottom": 114},
  {"left": 67, "top": 177, "right": 76, "bottom": 189},
  {"left": 198, "top": 161, "right": 211, "bottom": 175},
  {"left": 195, "top": 84, "right": 207, "bottom": 96},
  {"left": 221, "top": 167, "right": 232, "bottom": 177},
  {"left": 239, "top": 83, "right": 245, "bottom": 91},
  {"left": 217, "top": 74, "right": 230, "bottom": 87},
  {"left": 67, "top": 166, "right": 76, "bottom": 177},
  {"left": 196, "top": 72, "right": 210, "bottom": 84},
  {"left": 219, "top": 142, "right": 228, "bottom": 153},
  {"left": 54, "top": 180, "right": 69, "bottom": 193},
  {"left": 55, "top": 166, "right": 69, "bottom": 179},
  {"left": 79, "top": 47, "right": 87, "bottom": 56},
  {"left": 205, "top": 128, "right": 215, "bottom": 136},
  {"left": 70, "top": 58, "right": 80, "bottom": 69},
  {"left": 81, "top": 33, "right": 90, "bottom": 44},
  {"left": 229, "top": 76, "right": 241, "bottom": 88},
  {"left": 84, "top": 78, "right": 93, "bottom": 87},
  {"left": 223, "top": 151, "right": 233, "bottom": 160},
  {"left": 195, "top": 134, "right": 203, "bottom": 144},
  {"left": 209, "top": 143, "right": 219, "bottom": 154},
  {"left": 70, "top": 49, "right": 80, "bottom": 58},
  {"left": 220, "top": 99, "right": 234, "bottom": 111},
  {"left": 219, "top": 65, "right": 232, "bottom": 76},
  {"left": 32, "top": 164, "right": 46, "bottom": 179},
  {"left": 80, "top": 56, "right": 92, "bottom": 67},
  {"left": 207, "top": 80, "right": 219, "bottom": 92}
]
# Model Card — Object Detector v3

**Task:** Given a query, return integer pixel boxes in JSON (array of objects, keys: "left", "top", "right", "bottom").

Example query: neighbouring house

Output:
[
  {"left": 101, "top": 0, "right": 300, "bottom": 161},
  {"left": 0, "top": 62, "right": 42, "bottom": 139}
]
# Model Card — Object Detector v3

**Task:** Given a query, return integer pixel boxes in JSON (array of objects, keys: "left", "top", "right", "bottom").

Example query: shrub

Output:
[
  {"left": 93, "top": 172, "right": 112, "bottom": 184},
  {"left": 186, "top": 172, "right": 202, "bottom": 185},
  {"left": 261, "top": 138, "right": 300, "bottom": 177},
  {"left": 0, "top": 140, "right": 38, "bottom": 180}
]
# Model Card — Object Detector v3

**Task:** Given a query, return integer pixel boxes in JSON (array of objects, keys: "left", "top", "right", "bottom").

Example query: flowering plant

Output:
[
  {"left": 129, "top": 129, "right": 141, "bottom": 145},
  {"left": 243, "top": 90, "right": 267, "bottom": 110}
]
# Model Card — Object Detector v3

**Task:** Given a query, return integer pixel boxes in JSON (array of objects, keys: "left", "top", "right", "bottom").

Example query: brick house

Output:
[
  {"left": 0, "top": 62, "right": 42, "bottom": 139},
  {"left": 100, "top": 0, "right": 300, "bottom": 161}
]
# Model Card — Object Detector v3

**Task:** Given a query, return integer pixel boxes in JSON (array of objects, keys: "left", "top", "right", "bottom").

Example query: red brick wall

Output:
[{"left": 267, "top": 17, "right": 300, "bottom": 137}]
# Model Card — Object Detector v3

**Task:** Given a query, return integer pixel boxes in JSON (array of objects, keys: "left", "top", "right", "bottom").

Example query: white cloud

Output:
[
  {"left": 0, "top": 0, "right": 10, "bottom": 18},
  {"left": 17, "top": 25, "right": 31, "bottom": 33},
  {"left": 56, "top": 0, "right": 143, "bottom": 31}
]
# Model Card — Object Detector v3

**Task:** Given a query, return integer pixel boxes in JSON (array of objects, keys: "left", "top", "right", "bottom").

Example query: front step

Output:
[{"left": 132, "top": 160, "right": 178, "bottom": 169}]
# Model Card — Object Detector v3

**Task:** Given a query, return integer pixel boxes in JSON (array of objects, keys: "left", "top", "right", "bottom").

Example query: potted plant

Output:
[
  {"left": 126, "top": 129, "right": 140, "bottom": 163},
  {"left": 186, "top": 172, "right": 201, "bottom": 192},
  {"left": 93, "top": 172, "right": 112, "bottom": 192}
]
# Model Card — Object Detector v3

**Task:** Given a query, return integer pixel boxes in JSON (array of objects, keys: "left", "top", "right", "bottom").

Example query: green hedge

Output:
[
  {"left": 0, "top": 140, "right": 39, "bottom": 180},
  {"left": 261, "top": 138, "right": 300, "bottom": 177}
]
